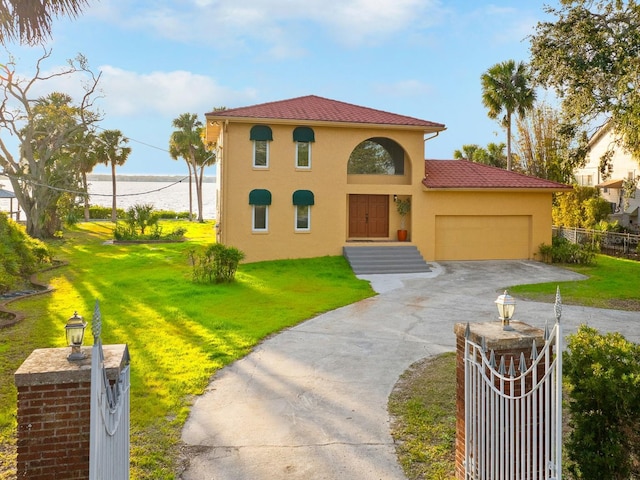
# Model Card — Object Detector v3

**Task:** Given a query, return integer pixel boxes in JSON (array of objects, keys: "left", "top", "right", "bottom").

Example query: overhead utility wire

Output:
[{"left": 92, "top": 124, "right": 171, "bottom": 153}]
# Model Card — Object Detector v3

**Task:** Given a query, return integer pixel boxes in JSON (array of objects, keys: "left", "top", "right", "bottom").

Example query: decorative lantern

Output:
[
  {"left": 65, "top": 311, "right": 87, "bottom": 360},
  {"left": 495, "top": 290, "right": 516, "bottom": 330}
]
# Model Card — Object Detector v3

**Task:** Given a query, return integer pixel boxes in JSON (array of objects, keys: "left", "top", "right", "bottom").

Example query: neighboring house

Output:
[
  {"left": 205, "top": 95, "right": 571, "bottom": 263},
  {"left": 574, "top": 122, "right": 640, "bottom": 231}
]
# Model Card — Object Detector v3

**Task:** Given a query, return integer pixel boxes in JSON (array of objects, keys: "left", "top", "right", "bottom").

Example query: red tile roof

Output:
[
  {"left": 423, "top": 160, "right": 573, "bottom": 190},
  {"left": 207, "top": 95, "right": 445, "bottom": 129}
]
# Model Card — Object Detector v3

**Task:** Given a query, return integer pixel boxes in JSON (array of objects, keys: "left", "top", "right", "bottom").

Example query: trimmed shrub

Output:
[
  {"left": 564, "top": 326, "right": 640, "bottom": 479},
  {"left": 189, "top": 243, "right": 245, "bottom": 283},
  {"left": 538, "top": 236, "right": 597, "bottom": 264}
]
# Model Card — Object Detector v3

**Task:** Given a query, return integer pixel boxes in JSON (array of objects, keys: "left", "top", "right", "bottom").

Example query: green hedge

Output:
[
  {"left": 73, "top": 206, "right": 191, "bottom": 220},
  {"left": 0, "top": 213, "right": 51, "bottom": 294}
]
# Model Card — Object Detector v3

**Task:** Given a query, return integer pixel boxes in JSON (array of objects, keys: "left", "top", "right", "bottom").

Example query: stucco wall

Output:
[
  {"left": 416, "top": 190, "right": 553, "bottom": 261},
  {"left": 216, "top": 121, "right": 427, "bottom": 263},
  {"left": 211, "top": 119, "right": 555, "bottom": 263}
]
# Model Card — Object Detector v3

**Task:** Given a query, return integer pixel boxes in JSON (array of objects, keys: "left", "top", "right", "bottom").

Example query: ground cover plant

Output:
[
  {"left": 0, "top": 220, "right": 374, "bottom": 479},
  {"left": 389, "top": 255, "right": 640, "bottom": 480}
]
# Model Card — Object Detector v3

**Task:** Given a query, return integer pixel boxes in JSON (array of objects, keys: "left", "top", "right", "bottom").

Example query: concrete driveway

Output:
[{"left": 180, "top": 260, "right": 639, "bottom": 479}]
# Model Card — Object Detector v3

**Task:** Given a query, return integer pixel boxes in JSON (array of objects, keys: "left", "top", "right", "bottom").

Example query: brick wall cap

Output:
[
  {"left": 14, "top": 344, "right": 128, "bottom": 387},
  {"left": 454, "top": 321, "right": 544, "bottom": 350}
]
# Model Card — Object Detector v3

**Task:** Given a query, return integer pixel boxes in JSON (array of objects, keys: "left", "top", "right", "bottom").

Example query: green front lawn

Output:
[
  {"left": 509, "top": 255, "right": 640, "bottom": 311},
  {"left": 0, "top": 221, "right": 375, "bottom": 479}
]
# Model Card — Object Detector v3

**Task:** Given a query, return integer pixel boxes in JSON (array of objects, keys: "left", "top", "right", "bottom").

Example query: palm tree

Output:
[
  {"left": 481, "top": 60, "right": 536, "bottom": 171},
  {"left": 0, "top": 0, "right": 89, "bottom": 45},
  {"left": 169, "top": 113, "right": 214, "bottom": 223},
  {"left": 71, "top": 129, "right": 98, "bottom": 221},
  {"left": 94, "top": 129, "right": 131, "bottom": 222}
]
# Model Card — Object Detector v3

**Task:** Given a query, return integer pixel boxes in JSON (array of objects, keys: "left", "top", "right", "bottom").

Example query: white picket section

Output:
[
  {"left": 464, "top": 289, "right": 563, "bottom": 480},
  {"left": 89, "top": 301, "right": 131, "bottom": 480}
]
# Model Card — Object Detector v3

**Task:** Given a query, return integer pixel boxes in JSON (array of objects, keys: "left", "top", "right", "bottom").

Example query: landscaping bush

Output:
[
  {"left": 112, "top": 204, "right": 187, "bottom": 241},
  {"left": 538, "top": 236, "right": 598, "bottom": 264},
  {"left": 0, "top": 212, "right": 51, "bottom": 293},
  {"left": 82, "top": 205, "right": 126, "bottom": 220},
  {"left": 564, "top": 326, "right": 640, "bottom": 479},
  {"left": 189, "top": 243, "right": 245, "bottom": 283}
]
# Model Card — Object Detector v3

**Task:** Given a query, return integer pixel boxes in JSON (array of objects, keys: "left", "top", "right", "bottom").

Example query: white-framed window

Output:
[
  {"left": 296, "top": 141, "right": 311, "bottom": 169},
  {"left": 249, "top": 188, "right": 271, "bottom": 232},
  {"left": 295, "top": 204, "right": 310, "bottom": 231},
  {"left": 292, "top": 189, "right": 314, "bottom": 232},
  {"left": 293, "top": 127, "right": 314, "bottom": 170},
  {"left": 253, "top": 205, "right": 268, "bottom": 231},
  {"left": 250, "top": 125, "right": 272, "bottom": 169},
  {"left": 254, "top": 140, "right": 269, "bottom": 168}
]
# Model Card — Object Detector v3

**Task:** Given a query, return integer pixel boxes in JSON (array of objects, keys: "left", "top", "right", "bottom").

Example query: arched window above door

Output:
[{"left": 347, "top": 137, "right": 405, "bottom": 175}]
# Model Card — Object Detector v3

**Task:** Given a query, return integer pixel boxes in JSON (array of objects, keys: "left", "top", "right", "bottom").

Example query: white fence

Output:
[
  {"left": 89, "top": 301, "right": 131, "bottom": 480},
  {"left": 464, "top": 290, "right": 563, "bottom": 479}
]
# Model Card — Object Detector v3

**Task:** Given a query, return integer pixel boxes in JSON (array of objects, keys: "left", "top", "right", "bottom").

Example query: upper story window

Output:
[
  {"left": 347, "top": 137, "right": 405, "bottom": 175},
  {"left": 577, "top": 174, "right": 593, "bottom": 187},
  {"left": 250, "top": 125, "right": 273, "bottom": 168},
  {"left": 293, "top": 127, "right": 314, "bottom": 169}
]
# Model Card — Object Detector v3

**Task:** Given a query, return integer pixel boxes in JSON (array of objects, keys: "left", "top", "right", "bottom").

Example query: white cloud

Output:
[
  {"left": 97, "top": 66, "right": 256, "bottom": 117},
  {"left": 92, "top": 0, "right": 443, "bottom": 54}
]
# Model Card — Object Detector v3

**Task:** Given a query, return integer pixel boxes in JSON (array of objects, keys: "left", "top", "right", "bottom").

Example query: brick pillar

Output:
[
  {"left": 453, "top": 321, "right": 545, "bottom": 480},
  {"left": 14, "top": 345, "right": 128, "bottom": 479}
]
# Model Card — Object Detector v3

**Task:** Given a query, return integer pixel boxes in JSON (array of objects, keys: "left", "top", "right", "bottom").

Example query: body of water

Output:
[{"left": 88, "top": 179, "right": 217, "bottom": 219}]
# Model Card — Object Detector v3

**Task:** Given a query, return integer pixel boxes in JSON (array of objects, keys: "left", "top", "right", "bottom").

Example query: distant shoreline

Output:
[{"left": 87, "top": 174, "right": 216, "bottom": 183}]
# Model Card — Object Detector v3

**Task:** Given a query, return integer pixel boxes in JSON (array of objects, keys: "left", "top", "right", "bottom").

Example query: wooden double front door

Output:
[{"left": 348, "top": 194, "right": 389, "bottom": 238}]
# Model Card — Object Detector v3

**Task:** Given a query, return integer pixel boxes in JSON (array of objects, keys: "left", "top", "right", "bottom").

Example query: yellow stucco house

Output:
[{"left": 205, "top": 95, "right": 571, "bottom": 265}]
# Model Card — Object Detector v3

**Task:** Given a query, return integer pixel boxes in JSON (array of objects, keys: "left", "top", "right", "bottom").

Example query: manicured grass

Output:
[
  {"left": 388, "top": 353, "right": 457, "bottom": 480},
  {"left": 389, "top": 255, "right": 640, "bottom": 480},
  {"left": 0, "top": 221, "right": 375, "bottom": 479},
  {"left": 509, "top": 255, "right": 640, "bottom": 311}
]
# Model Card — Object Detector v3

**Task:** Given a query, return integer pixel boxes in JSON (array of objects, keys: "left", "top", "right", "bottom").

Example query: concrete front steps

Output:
[{"left": 343, "top": 245, "right": 431, "bottom": 274}]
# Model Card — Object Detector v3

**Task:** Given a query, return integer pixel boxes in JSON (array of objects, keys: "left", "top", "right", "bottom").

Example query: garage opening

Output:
[{"left": 435, "top": 215, "right": 532, "bottom": 260}]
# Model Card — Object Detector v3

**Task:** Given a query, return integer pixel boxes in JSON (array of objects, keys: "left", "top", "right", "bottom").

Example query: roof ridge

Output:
[{"left": 206, "top": 95, "right": 445, "bottom": 128}]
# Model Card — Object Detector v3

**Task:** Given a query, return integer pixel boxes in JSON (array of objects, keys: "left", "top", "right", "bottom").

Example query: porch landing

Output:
[{"left": 343, "top": 244, "right": 431, "bottom": 274}]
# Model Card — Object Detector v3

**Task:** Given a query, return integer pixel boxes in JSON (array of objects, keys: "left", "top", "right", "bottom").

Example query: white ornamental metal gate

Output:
[
  {"left": 464, "top": 288, "right": 563, "bottom": 480},
  {"left": 89, "top": 301, "right": 131, "bottom": 480}
]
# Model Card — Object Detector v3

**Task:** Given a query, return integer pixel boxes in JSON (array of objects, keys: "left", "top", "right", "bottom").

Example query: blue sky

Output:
[{"left": 6, "top": 0, "right": 558, "bottom": 175}]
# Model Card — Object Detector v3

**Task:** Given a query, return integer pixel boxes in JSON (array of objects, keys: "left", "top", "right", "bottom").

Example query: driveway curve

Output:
[{"left": 180, "top": 260, "right": 639, "bottom": 480}]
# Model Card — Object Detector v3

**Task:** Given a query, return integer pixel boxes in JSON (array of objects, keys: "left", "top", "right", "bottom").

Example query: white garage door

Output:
[{"left": 435, "top": 215, "right": 531, "bottom": 260}]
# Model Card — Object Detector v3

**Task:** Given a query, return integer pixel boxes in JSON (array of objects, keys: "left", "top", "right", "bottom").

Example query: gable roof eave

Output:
[
  {"left": 421, "top": 184, "right": 574, "bottom": 193},
  {"left": 205, "top": 114, "right": 446, "bottom": 133}
]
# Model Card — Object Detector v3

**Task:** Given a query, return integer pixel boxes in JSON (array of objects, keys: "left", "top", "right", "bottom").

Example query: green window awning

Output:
[
  {"left": 249, "top": 189, "right": 272, "bottom": 205},
  {"left": 250, "top": 125, "right": 273, "bottom": 141},
  {"left": 292, "top": 190, "right": 314, "bottom": 206},
  {"left": 293, "top": 127, "right": 315, "bottom": 142}
]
